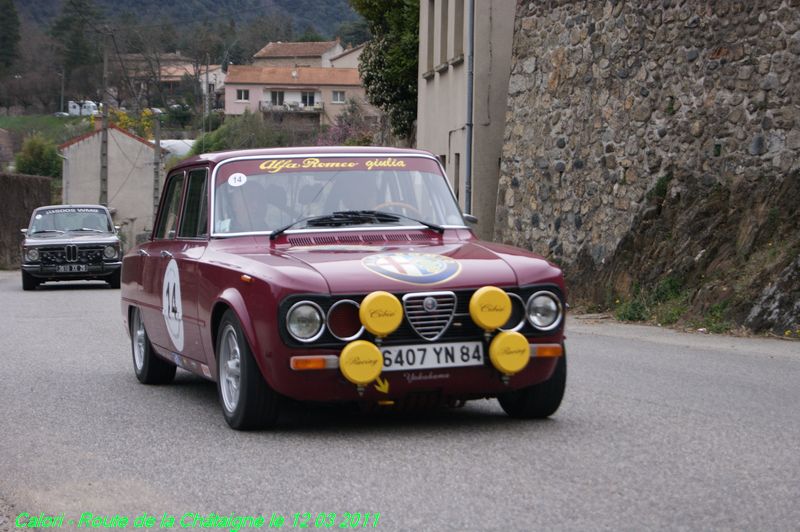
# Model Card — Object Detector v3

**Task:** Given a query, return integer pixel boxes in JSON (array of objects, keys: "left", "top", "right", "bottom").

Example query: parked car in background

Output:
[
  {"left": 120, "top": 147, "right": 567, "bottom": 430},
  {"left": 20, "top": 205, "right": 122, "bottom": 290}
]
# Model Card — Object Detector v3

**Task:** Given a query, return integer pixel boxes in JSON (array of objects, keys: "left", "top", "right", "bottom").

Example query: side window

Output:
[
  {"left": 179, "top": 169, "right": 209, "bottom": 238},
  {"left": 155, "top": 173, "right": 185, "bottom": 239}
]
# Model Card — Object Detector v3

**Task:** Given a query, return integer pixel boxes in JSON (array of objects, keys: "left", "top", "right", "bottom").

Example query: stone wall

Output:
[
  {"left": 495, "top": 0, "right": 800, "bottom": 332},
  {"left": 0, "top": 173, "right": 52, "bottom": 269}
]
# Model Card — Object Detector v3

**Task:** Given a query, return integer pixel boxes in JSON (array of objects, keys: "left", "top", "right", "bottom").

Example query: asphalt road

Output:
[{"left": 0, "top": 270, "right": 798, "bottom": 531}]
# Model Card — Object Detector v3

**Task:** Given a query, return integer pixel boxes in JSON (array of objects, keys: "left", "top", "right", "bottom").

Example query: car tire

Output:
[
  {"left": 216, "top": 309, "right": 280, "bottom": 430},
  {"left": 130, "top": 307, "right": 176, "bottom": 384},
  {"left": 108, "top": 270, "right": 121, "bottom": 289},
  {"left": 21, "top": 271, "right": 39, "bottom": 291},
  {"left": 498, "top": 349, "right": 567, "bottom": 419}
]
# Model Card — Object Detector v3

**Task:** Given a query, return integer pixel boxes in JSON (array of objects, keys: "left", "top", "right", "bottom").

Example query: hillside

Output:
[{"left": 13, "top": 0, "right": 360, "bottom": 40}]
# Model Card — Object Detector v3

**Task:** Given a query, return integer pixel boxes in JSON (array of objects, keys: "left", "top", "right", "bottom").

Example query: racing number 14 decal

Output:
[{"left": 162, "top": 258, "right": 184, "bottom": 351}]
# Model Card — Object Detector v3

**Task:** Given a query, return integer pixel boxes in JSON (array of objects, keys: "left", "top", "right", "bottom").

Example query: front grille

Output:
[
  {"left": 65, "top": 244, "right": 78, "bottom": 262},
  {"left": 402, "top": 292, "right": 456, "bottom": 341},
  {"left": 39, "top": 245, "right": 105, "bottom": 265}
]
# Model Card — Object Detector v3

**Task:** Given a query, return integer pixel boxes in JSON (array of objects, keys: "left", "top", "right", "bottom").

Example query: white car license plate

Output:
[
  {"left": 381, "top": 341, "right": 484, "bottom": 372},
  {"left": 57, "top": 264, "right": 87, "bottom": 273}
]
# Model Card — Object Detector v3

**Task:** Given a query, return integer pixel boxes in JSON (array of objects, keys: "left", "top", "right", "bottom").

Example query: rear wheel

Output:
[
  {"left": 216, "top": 309, "right": 280, "bottom": 430},
  {"left": 498, "top": 350, "right": 566, "bottom": 419},
  {"left": 21, "top": 271, "right": 39, "bottom": 291},
  {"left": 131, "top": 307, "right": 176, "bottom": 384}
]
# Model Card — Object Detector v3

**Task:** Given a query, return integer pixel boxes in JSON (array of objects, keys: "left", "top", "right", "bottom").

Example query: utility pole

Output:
[
  {"left": 152, "top": 117, "right": 161, "bottom": 220},
  {"left": 99, "top": 33, "right": 109, "bottom": 206}
]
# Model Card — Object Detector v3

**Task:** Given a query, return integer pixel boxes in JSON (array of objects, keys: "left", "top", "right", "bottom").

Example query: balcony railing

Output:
[{"left": 259, "top": 101, "right": 324, "bottom": 112}]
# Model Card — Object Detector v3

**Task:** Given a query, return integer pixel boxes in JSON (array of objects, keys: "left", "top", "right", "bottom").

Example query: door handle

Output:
[
  {"left": 160, "top": 250, "right": 173, "bottom": 258},
  {"left": 137, "top": 249, "right": 149, "bottom": 257}
]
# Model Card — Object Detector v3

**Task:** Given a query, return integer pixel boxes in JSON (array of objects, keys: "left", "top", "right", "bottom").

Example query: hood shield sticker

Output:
[{"left": 362, "top": 252, "right": 461, "bottom": 285}]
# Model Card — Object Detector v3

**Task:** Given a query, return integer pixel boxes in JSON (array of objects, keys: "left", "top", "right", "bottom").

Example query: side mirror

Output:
[
  {"left": 463, "top": 214, "right": 478, "bottom": 225},
  {"left": 20, "top": 228, "right": 27, "bottom": 235},
  {"left": 114, "top": 225, "right": 121, "bottom": 231}
]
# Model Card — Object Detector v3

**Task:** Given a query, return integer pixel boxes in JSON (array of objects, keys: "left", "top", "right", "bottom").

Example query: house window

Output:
[
  {"left": 302, "top": 91, "right": 315, "bottom": 106},
  {"left": 271, "top": 91, "right": 284, "bottom": 105},
  {"left": 426, "top": 0, "right": 435, "bottom": 71},
  {"left": 332, "top": 90, "right": 346, "bottom": 103},
  {"left": 236, "top": 89, "right": 249, "bottom": 101},
  {"left": 439, "top": 0, "right": 449, "bottom": 65},
  {"left": 454, "top": 0, "right": 464, "bottom": 57}
]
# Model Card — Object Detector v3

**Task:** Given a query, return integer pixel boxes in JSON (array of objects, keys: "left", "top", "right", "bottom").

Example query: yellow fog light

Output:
[
  {"left": 489, "top": 331, "right": 530, "bottom": 375},
  {"left": 359, "top": 291, "right": 403, "bottom": 337},
  {"left": 339, "top": 340, "right": 383, "bottom": 385},
  {"left": 469, "top": 286, "right": 512, "bottom": 331}
]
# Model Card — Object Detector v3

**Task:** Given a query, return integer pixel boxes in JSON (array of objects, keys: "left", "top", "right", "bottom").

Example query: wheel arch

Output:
[{"left": 210, "top": 288, "right": 274, "bottom": 385}]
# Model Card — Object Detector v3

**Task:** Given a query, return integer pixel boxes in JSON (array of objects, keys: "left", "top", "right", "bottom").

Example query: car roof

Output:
[{"left": 172, "top": 146, "right": 438, "bottom": 171}]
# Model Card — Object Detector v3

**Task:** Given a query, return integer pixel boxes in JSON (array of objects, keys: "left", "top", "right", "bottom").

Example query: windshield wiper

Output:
[
  {"left": 368, "top": 210, "right": 444, "bottom": 234},
  {"left": 269, "top": 210, "right": 443, "bottom": 240},
  {"left": 70, "top": 228, "right": 104, "bottom": 232},
  {"left": 31, "top": 229, "right": 64, "bottom": 234}
]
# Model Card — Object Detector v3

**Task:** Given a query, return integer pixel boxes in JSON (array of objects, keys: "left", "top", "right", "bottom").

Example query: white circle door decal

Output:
[{"left": 162, "top": 258, "right": 184, "bottom": 351}]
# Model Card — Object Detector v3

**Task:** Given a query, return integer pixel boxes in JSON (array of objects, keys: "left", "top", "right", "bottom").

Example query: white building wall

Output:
[
  {"left": 416, "top": 0, "right": 514, "bottom": 240},
  {"left": 63, "top": 130, "right": 161, "bottom": 247}
]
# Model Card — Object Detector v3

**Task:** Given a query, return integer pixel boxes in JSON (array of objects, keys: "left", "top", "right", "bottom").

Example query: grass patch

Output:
[
  {"left": 0, "top": 115, "right": 90, "bottom": 144},
  {"left": 692, "top": 300, "right": 733, "bottom": 333},
  {"left": 646, "top": 172, "right": 672, "bottom": 201},
  {"left": 615, "top": 275, "right": 689, "bottom": 324}
]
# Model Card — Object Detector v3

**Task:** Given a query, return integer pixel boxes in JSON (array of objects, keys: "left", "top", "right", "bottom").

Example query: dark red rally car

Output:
[{"left": 121, "top": 147, "right": 567, "bottom": 429}]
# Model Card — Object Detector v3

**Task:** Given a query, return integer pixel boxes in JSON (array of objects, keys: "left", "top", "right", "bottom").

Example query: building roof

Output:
[
  {"left": 225, "top": 65, "right": 361, "bottom": 87},
  {"left": 60, "top": 124, "right": 167, "bottom": 154},
  {"left": 253, "top": 40, "right": 340, "bottom": 59}
]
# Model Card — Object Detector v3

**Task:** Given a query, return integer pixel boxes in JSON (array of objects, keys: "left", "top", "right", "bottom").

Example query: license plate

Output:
[
  {"left": 56, "top": 264, "right": 87, "bottom": 273},
  {"left": 381, "top": 341, "right": 484, "bottom": 372}
]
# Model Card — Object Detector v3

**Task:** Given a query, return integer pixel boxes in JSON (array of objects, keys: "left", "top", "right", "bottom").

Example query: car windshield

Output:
[
  {"left": 29, "top": 207, "right": 112, "bottom": 233},
  {"left": 212, "top": 155, "right": 464, "bottom": 235}
]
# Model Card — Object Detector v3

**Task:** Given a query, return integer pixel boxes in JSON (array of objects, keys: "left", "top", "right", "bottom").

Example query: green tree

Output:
[
  {"left": 15, "top": 134, "right": 62, "bottom": 178},
  {"left": 51, "top": 0, "right": 104, "bottom": 75},
  {"left": 350, "top": 0, "right": 418, "bottom": 141},
  {"left": 336, "top": 19, "right": 372, "bottom": 46},
  {"left": 189, "top": 111, "right": 287, "bottom": 155},
  {"left": 0, "top": 0, "right": 21, "bottom": 74}
]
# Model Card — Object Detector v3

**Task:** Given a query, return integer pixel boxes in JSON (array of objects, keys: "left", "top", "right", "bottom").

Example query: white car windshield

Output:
[
  {"left": 29, "top": 207, "right": 112, "bottom": 233},
  {"left": 213, "top": 156, "right": 464, "bottom": 235}
]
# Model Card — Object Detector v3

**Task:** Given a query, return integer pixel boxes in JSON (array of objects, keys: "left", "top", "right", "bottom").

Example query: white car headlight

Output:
[
  {"left": 526, "top": 291, "right": 562, "bottom": 331},
  {"left": 287, "top": 301, "right": 324, "bottom": 342},
  {"left": 25, "top": 248, "right": 39, "bottom": 262},
  {"left": 103, "top": 245, "right": 118, "bottom": 259}
]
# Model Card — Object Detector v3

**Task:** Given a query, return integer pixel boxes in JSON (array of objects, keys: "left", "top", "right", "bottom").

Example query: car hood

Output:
[
  {"left": 272, "top": 238, "right": 563, "bottom": 294},
  {"left": 24, "top": 233, "right": 119, "bottom": 246}
]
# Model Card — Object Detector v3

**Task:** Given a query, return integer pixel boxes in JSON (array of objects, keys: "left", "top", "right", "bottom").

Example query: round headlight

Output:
[
  {"left": 526, "top": 291, "right": 562, "bottom": 331},
  {"left": 103, "top": 245, "right": 117, "bottom": 259},
  {"left": 287, "top": 301, "right": 324, "bottom": 342},
  {"left": 25, "top": 248, "right": 39, "bottom": 262}
]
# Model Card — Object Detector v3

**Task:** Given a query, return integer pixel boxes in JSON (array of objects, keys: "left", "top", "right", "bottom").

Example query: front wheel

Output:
[
  {"left": 498, "top": 350, "right": 567, "bottom": 419},
  {"left": 108, "top": 270, "right": 121, "bottom": 289},
  {"left": 131, "top": 307, "right": 176, "bottom": 384},
  {"left": 216, "top": 309, "right": 280, "bottom": 430}
]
